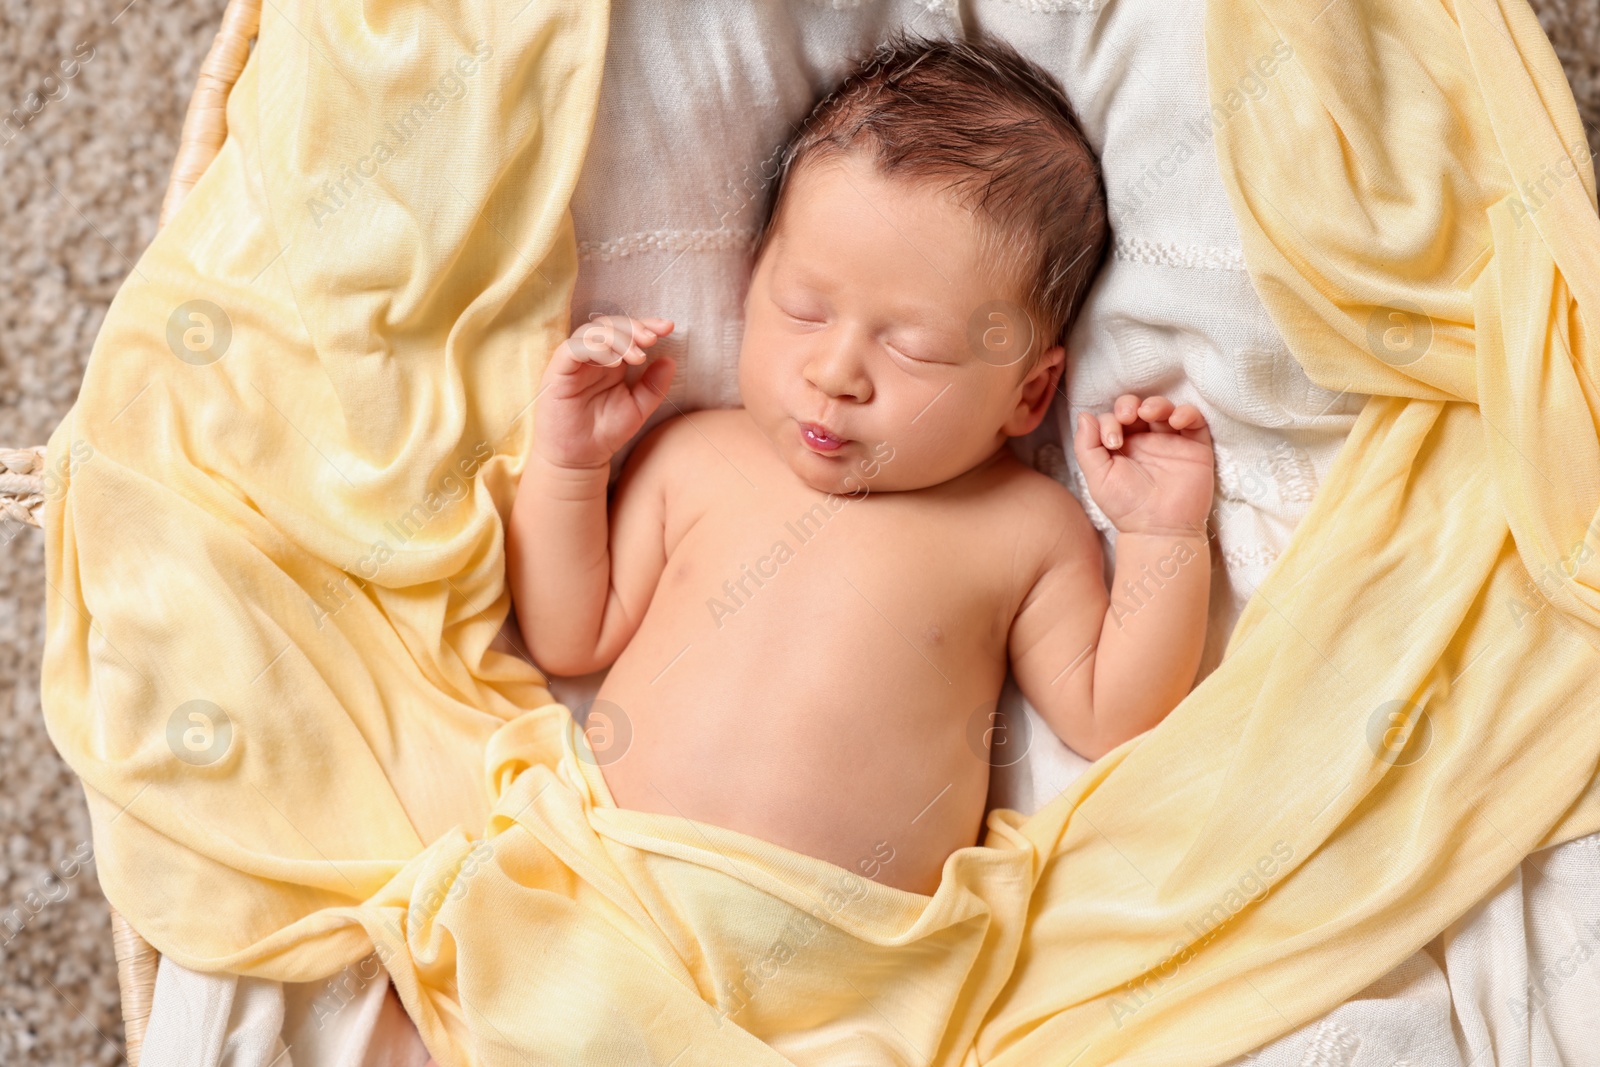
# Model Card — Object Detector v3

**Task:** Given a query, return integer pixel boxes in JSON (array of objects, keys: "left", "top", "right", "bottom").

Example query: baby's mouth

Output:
[{"left": 799, "top": 421, "right": 849, "bottom": 454}]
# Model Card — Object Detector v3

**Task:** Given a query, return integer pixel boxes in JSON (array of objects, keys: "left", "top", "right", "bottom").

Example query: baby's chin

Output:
[
  {"left": 780, "top": 439, "right": 917, "bottom": 496},
  {"left": 787, "top": 456, "right": 877, "bottom": 496}
]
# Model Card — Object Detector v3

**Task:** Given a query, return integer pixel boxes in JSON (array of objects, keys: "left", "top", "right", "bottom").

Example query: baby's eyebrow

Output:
[{"left": 776, "top": 261, "right": 839, "bottom": 294}]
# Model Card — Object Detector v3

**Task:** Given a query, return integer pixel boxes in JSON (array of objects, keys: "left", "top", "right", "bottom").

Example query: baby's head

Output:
[{"left": 738, "top": 32, "right": 1109, "bottom": 494}]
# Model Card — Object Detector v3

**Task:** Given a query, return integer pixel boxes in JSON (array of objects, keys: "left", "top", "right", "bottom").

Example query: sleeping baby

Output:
[{"left": 506, "top": 33, "right": 1215, "bottom": 896}]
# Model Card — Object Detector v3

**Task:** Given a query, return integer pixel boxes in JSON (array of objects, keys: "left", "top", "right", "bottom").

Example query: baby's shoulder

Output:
[
  {"left": 617, "top": 407, "right": 761, "bottom": 490},
  {"left": 620, "top": 406, "right": 752, "bottom": 460},
  {"left": 675, "top": 405, "right": 762, "bottom": 448},
  {"left": 973, "top": 450, "right": 1084, "bottom": 511},
  {"left": 971, "top": 453, "right": 1101, "bottom": 561}
]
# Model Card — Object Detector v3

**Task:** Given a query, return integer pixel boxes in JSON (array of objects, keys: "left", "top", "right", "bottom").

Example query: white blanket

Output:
[{"left": 139, "top": 0, "right": 1600, "bottom": 1063}]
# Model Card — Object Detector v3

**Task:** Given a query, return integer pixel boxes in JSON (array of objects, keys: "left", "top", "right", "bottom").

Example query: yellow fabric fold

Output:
[
  {"left": 38, "top": 0, "right": 1600, "bottom": 1064},
  {"left": 969, "top": 1, "right": 1600, "bottom": 1061},
  {"left": 43, "top": 0, "right": 607, "bottom": 996}
]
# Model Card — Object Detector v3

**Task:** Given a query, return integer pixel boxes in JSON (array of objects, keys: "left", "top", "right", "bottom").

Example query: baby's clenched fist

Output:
[
  {"left": 533, "top": 314, "right": 677, "bottom": 471},
  {"left": 1073, "top": 394, "right": 1215, "bottom": 537}
]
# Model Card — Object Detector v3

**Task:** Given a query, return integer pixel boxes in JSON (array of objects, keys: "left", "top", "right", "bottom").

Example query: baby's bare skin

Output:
[
  {"left": 508, "top": 151, "right": 1214, "bottom": 894},
  {"left": 587, "top": 409, "right": 1087, "bottom": 892}
]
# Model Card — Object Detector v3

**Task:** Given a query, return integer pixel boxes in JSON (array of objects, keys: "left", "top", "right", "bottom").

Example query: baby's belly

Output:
[{"left": 592, "top": 552, "right": 1009, "bottom": 896}]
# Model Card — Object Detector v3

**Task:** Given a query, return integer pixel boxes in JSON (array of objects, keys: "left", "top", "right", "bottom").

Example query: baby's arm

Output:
[
  {"left": 506, "top": 315, "right": 677, "bottom": 676},
  {"left": 1011, "top": 394, "right": 1214, "bottom": 759}
]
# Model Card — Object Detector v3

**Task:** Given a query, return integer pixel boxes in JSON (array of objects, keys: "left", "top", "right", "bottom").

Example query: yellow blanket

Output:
[{"left": 39, "top": 0, "right": 1600, "bottom": 1062}]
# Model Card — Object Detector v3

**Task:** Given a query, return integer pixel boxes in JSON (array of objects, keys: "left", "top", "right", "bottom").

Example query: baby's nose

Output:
[{"left": 805, "top": 337, "right": 873, "bottom": 402}]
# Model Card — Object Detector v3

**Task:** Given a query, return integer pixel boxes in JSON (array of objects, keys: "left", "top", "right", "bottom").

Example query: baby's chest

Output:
[{"left": 660, "top": 496, "right": 1017, "bottom": 650}]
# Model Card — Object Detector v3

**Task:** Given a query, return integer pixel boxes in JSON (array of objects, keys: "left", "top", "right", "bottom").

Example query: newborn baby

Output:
[{"left": 507, "top": 34, "right": 1214, "bottom": 896}]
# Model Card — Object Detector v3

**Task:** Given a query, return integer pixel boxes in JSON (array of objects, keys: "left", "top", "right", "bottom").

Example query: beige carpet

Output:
[
  {"left": 1, "top": 2, "right": 1596, "bottom": 1063},
  {"left": 1, "top": 1, "right": 227, "bottom": 1062}
]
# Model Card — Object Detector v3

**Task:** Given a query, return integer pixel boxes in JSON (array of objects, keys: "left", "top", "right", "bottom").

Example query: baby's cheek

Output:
[
  {"left": 884, "top": 415, "right": 959, "bottom": 477},
  {"left": 736, "top": 343, "right": 787, "bottom": 421}
]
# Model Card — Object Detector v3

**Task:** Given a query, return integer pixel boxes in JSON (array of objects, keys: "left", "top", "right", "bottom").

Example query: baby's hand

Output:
[
  {"left": 533, "top": 315, "right": 677, "bottom": 470},
  {"left": 1073, "top": 394, "right": 1214, "bottom": 536}
]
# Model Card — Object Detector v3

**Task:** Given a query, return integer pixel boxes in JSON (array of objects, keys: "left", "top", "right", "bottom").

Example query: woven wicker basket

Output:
[{"left": 3, "top": 0, "right": 261, "bottom": 1061}]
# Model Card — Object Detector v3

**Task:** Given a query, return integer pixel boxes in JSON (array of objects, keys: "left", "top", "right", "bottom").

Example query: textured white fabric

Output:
[
  {"left": 1228, "top": 833, "right": 1600, "bottom": 1067},
  {"left": 140, "top": 0, "right": 1600, "bottom": 1063},
  {"left": 142, "top": 960, "right": 283, "bottom": 1065},
  {"left": 142, "top": 955, "right": 428, "bottom": 1067}
]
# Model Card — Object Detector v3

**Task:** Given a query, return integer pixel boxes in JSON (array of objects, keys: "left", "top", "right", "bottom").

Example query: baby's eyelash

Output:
[
  {"left": 775, "top": 307, "right": 942, "bottom": 363},
  {"left": 887, "top": 342, "right": 939, "bottom": 364},
  {"left": 771, "top": 297, "right": 820, "bottom": 323}
]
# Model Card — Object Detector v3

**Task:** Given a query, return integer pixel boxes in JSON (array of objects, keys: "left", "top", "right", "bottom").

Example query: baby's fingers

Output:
[
  {"left": 1112, "top": 394, "right": 1145, "bottom": 426},
  {"left": 568, "top": 320, "right": 636, "bottom": 367},
  {"left": 1074, "top": 412, "right": 1114, "bottom": 479},
  {"left": 630, "top": 356, "right": 677, "bottom": 419},
  {"left": 571, "top": 315, "right": 672, "bottom": 367},
  {"left": 1097, "top": 411, "right": 1126, "bottom": 450},
  {"left": 1136, "top": 396, "right": 1175, "bottom": 426},
  {"left": 605, "top": 315, "right": 675, "bottom": 360},
  {"left": 559, "top": 334, "right": 626, "bottom": 371},
  {"left": 1170, "top": 403, "right": 1212, "bottom": 442}
]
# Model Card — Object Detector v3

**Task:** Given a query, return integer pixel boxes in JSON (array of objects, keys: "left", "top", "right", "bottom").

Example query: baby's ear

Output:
[{"left": 1003, "top": 343, "right": 1066, "bottom": 437}]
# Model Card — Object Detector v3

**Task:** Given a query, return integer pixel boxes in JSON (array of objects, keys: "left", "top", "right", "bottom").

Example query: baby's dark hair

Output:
[{"left": 752, "top": 31, "right": 1110, "bottom": 364}]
